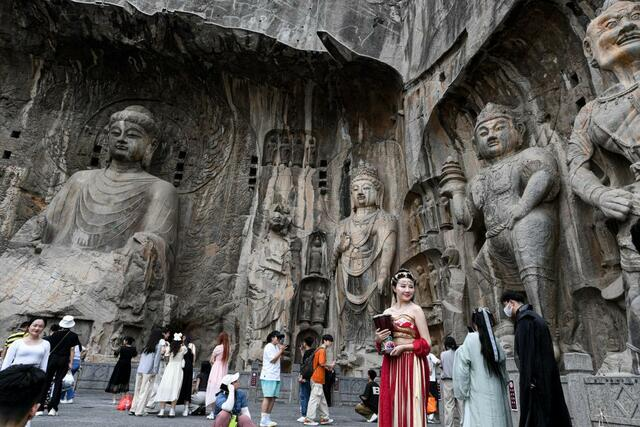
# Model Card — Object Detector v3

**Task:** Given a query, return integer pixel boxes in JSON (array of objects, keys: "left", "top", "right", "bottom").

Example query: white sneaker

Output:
[
  {"left": 35, "top": 411, "right": 44, "bottom": 416},
  {"left": 48, "top": 409, "right": 58, "bottom": 416},
  {"left": 168, "top": 409, "right": 176, "bottom": 418},
  {"left": 368, "top": 413, "right": 378, "bottom": 423},
  {"left": 66, "top": 399, "right": 74, "bottom": 404},
  {"left": 182, "top": 408, "right": 189, "bottom": 417},
  {"left": 297, "top": 416, "right": 306, "bottom": 422},
  {"left": 207, "top": 412, "right": 215, "bottom": 420},
  {"left": 303, "top": 419, "right": 319, "bottom": 426},
  {"left": 319, "top": 418, "right": 333, "bottom": 425},
  {"left": 60, "top": 399, "right": 68, "bottom": 404}
]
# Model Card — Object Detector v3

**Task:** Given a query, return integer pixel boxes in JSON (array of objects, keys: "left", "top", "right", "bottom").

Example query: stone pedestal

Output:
[{"left": 562, "top": 353, "right": 593, "bottom": 427}]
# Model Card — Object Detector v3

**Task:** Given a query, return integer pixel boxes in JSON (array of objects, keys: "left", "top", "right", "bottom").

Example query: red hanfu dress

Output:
[{"left": 377, "top": 313, "right": 431, "bottom": 427}]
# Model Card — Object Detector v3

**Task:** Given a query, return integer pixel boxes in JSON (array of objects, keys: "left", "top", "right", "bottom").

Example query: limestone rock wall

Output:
[{"left": 0, "top": 0, "right": 630, "bottom": 374}]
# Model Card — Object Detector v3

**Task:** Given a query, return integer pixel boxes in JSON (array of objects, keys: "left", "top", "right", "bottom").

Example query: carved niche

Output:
[
  {"left": 297, "top": 276, "right": 330, "bottom": 328},
  {"left": 306, "top": 231, "right": 326, "bottom": 277},
  {"left": 262, "top": 129, "right": 318, "bottom": 168}
]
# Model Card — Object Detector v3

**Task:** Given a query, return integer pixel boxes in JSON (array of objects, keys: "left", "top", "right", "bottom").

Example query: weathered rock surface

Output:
[{"left": 0, "top": 0, "right": 637, "bottom": 390}]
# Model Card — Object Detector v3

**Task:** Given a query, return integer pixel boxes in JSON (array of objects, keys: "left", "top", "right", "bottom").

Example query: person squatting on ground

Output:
[
  {"left": 213, "top": 372, "right": 256, "bottom": 427},
  {"left": 501, "top": 291, "right": 572, "bottom": 427},
  {"left": 130, "top": 328, "right": 164, "bottom": 416},
  {"left": 259, "top": 330, "right": 287, "bottom": 427},
  {"left": 354, "top": 369, "right": 379, "bottom": 423},
  {"left": 303, "top": 334, "right": 335, "bottom": 426},
  {"left": 454, "top": 308, "right": 512, "bottom": 427},
  {"left": 297, "top": 336, "right": 316, "bottom": 422},
  {"left": 375, "top": 268, "right": 431, "bottom": 427},
  {"left": 39, "top": 315, "right": 82, "bottom": 416},
  {"left": 105, "top": 336, "right": 137, "bottom": 404},
  {"left": 190, "top": 361, "right": 211, "bottom": 415},
  {"left": 0, "top": 365, "right": 46, "bottom": 427},
  {"left": 440, "top": 336, "right": 464, "bottom": 427}
]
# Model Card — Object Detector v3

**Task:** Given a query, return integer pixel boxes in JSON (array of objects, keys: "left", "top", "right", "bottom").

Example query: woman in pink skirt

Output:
[{"left": 205, "top": 332, "right": 231, "bottom": 419}]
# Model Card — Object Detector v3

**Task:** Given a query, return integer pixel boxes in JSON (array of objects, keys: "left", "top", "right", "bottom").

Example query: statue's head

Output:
[
  {"left": 107, "top": 105, "right": 159, "bottom": 169},
  {"left": 584, "top": 1, "right": 640, "bottom": 71},
  {"left": 473, "top": 103, "right": 524, "bottom": 161},
  {"left": 350, "top": 160, "right": 383, "bottom": 211},
  {"left": 268, "top": 202, "right": 291, "bottom": 234}
]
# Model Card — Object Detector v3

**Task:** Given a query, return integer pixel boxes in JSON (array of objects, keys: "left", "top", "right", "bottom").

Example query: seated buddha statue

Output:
[{"left": 0, "top": 105, "right": 178, "bottom": 357}]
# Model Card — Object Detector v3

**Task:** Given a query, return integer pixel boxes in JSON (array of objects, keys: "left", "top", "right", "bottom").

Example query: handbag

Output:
[
  {"left": 62, "top": 371, "right": 75, "bottom": 389},
  {"left": 426, "top": 393, "right": 437, "bottom": 414},
  {"left": 116, "top": 394, "right": 132, "bottom": 411}
]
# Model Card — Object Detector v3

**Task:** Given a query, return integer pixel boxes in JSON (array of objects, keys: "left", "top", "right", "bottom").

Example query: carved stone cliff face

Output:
[{"left": 0, "top": 0, "right": 635, "bottom": 375}]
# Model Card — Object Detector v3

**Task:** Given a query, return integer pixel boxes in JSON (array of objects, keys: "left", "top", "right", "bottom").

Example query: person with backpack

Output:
[
  {"left": 297, "top": 336, "right": 316, "bottom": 423},
  {"left": 302, "top": 334, "right": 334, "bottom": 426}
]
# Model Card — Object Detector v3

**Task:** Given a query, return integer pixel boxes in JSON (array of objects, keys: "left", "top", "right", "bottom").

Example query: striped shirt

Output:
[{"left": 4, "top": 331, "right": 28, "bottom": 349}]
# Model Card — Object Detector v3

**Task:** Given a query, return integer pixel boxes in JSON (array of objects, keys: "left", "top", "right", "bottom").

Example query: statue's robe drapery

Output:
[
  {"left": 40, "top": 169, "right": 176, "bottom": 255},
  {"left": 0, "top": 167, "right": 178, "bottom": 356}
]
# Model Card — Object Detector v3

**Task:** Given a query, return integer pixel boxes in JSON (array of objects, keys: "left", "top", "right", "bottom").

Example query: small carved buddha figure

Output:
[
  {"left": 569, "top": 0, "right": 640, "bottom": 373},
  {"left": 441, "top": 103, "right": 560, "bottom": 333},
  {"left": 308, "top": 235, "right": 324, "bottom": 275}
]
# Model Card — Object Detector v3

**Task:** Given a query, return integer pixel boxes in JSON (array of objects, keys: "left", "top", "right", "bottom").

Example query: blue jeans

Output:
[
  {"left": 62, "top": 361, "right": 81, "bottom": 400},
  {"left": 299, "top": 381, "right": 311, "bottom": 416}
]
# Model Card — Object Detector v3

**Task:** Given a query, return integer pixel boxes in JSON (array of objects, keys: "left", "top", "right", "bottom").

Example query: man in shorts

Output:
[{"left": 260, "top": 330, "right": 287, "bottom": 427}]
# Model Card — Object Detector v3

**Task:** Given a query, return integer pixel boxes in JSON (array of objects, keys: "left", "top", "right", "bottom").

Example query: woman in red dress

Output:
[{"left": 375, "top": 268, "right": 431, "bottom": 427}]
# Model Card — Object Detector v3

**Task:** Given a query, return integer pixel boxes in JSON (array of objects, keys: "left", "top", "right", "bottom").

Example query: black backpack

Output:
[{"left": 300, "top": 349, "right": 317, "bottom": 380}]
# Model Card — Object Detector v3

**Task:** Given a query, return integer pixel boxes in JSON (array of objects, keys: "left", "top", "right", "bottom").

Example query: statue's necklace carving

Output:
[{"left": 348, "top": 210, "right": 379, "bottom": 250}]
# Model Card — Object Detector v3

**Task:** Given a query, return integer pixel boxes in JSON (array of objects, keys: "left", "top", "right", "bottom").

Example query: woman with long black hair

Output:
[
  {"left": 453, "top": 308, "right": 512, "bottom": 427},
  {"left": 130, "top": 328, "right": 164, "bottom": 416}
]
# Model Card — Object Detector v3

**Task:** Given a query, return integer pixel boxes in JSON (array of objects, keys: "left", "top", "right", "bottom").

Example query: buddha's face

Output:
[
  {"left": 108, "top": 120, "right": 151, "bottom": 163},
  {"left": 585, "top": 1, "right": 640, "bottom": 71},
  {"left": 475, "top": 117, "right": 521, "bottom": 160},
  {"left": 351, "top": 178, "right": 378, "bottom": 208}
]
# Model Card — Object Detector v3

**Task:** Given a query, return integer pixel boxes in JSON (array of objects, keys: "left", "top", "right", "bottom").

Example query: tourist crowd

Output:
[{"left": 0, "top": 268, "right": 572, "bottom": 427}]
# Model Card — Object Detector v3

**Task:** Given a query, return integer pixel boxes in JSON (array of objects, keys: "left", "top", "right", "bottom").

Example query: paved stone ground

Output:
[{"left": 32, "top": 391, "right": 443, "bottom": 426}]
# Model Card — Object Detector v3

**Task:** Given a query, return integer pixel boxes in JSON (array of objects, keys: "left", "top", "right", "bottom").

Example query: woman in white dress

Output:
[
  {"left": 1, "top": 318, "right": 50, "bottom": 372},
  {"left": 155, "top": 333, "right": 187, "bottom": 418}
]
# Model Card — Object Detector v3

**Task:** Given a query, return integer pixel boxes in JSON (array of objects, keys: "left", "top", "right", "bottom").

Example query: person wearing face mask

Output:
[
  {"left": 453, "top": 308, "right": 512, "bottom": 427},
  {"left": 500, "top": 291, "right": 571, "bottom": 427},
  {"left": 374, "top": 269, "right": 431, "bottom": 427}
]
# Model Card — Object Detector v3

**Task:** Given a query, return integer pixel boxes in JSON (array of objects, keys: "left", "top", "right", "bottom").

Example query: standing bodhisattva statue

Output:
[
  {"left": 332, "top": 161, "right": 397, "bottom": 351},
  {"left": 568, "top": 0, "right": 640, "bottom": 373},
  {"left": 440, "top": 103, "right": 560, "bottom": 335}
]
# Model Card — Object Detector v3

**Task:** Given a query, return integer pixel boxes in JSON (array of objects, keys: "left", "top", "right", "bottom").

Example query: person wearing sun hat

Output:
[
  {"left": 38, "top": 315, "right": 82, "bottom": 416},
  {"left": 214, "top": 372, "right": 255, "bottom": 427}
]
